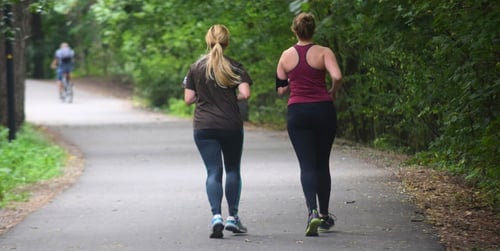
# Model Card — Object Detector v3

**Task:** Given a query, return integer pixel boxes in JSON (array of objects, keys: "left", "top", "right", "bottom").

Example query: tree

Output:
[
  {"left": 305, "top": 0, "right": 499, "bottom": 205},
  {"left": 23, "top": 0, "right": 500, "bottom": 205},
  {"left": 0, "top": 0, "right": 32, "bottom": 130},
  {"left": 29, "top": 11, "right": 44, "bottom": 78},
  {"left": 87, "top": 0, "right": 293, "bottom": 109}
]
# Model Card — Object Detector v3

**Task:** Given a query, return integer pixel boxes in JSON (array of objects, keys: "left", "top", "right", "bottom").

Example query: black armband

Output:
[{"left": 275, "top": 75, "right": 289, "bottom": 91}]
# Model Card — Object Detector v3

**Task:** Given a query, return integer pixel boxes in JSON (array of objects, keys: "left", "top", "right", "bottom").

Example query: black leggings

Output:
[{"left": 287, "top": 102, "right": 337, "bottom": 215}]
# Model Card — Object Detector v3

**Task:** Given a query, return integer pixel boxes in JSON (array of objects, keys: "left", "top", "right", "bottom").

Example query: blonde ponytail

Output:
[{"left": 205, "top": 25, "right": 240, "bottom": 88}]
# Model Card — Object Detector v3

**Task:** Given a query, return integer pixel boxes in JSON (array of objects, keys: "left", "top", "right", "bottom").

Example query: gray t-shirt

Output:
[
  {"left": 55, "top": 47, "right": 74, "bottom": 65},
  {"left": 184, "top": 56, "right": 252, "bottom": 130}
]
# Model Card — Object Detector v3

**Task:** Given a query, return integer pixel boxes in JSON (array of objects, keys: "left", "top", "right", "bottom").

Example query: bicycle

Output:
[{"left": 60, "top": 72, "right": 73, "bottom": 103}]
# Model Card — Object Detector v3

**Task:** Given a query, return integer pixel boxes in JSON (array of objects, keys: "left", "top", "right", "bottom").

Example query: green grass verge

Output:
[{"left": 0, "top": 124, "right": 67, "bottom": 208}]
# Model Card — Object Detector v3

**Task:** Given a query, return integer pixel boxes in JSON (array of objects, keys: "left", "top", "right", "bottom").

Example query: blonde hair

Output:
[
  {"left": 291, "top": 13, "right": 315, "bottom": 40},
  {"left": 205, "top": 24, "right": 240, "bottom": 88}
]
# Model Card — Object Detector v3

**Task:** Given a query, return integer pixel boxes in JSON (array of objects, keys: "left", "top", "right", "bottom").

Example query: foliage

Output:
[
  {"left": 88, "top": 0, "right": 294, "bottom": 111},
  {"left": 2, "top": 0, "right": 54, "bottom": 76},
  {"left": 28, "top": 0, "right": 500, "bottom": 208},
  {"left": 0, "top": 125, "right": 66, "bottom": 207},
  {"left": 167, "top": 98, "right": 194, "bottom": 118},
  {"left": 310, "top": 0, "right": 499, "bottom": 207}
]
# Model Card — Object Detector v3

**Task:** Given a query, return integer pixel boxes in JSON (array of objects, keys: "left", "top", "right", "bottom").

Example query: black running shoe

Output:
[{"left": 319, "top": 214, "right": 336, "bottom": 232}]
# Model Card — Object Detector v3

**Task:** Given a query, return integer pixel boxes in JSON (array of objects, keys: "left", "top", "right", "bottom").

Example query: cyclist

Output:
[{"left": 51, "top": 42, "right": 75, "bottom": 100}]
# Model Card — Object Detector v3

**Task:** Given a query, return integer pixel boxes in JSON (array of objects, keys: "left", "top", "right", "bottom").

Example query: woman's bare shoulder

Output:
[
  {"left": 312, "top": 44, "right": 333, "bottom": 53},
  {"left": 281, "top": 46, "right": 296, "bottom": 56},
  {"left": 279, "top": 47, "right": 298, "bottom": 65}
]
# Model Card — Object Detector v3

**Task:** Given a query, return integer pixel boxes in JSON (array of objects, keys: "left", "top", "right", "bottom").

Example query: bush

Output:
[{"left": 0, "top": 125, "right": 66, "bottom": 207}]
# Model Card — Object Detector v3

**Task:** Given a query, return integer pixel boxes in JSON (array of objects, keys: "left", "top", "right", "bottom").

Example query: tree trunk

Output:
[
  {"left": 13, "top": 1, "right": 30, "bottom": 128},
  {"left": 0, "top": 9, "right": 6, "bottom": 126},
  {"left": 30, "top": 12, "right": 44, "bottom": 78},
  {"left": 0, "top": 1, "right": 30, "bottom": 129}
]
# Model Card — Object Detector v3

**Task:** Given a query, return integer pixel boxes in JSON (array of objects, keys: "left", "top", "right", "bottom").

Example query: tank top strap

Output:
[{"left": 293, "top": 44, "right": 315, "bottom": 67}]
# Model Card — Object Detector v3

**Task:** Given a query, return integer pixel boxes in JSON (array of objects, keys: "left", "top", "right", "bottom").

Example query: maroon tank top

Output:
[{"left": 287, "top": 44, "right": 331, "bottom": 105}]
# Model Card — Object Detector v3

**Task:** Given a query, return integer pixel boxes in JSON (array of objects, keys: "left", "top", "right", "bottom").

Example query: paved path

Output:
[{"left": 0, "top": 80, "right": 444, "bottom": 250}]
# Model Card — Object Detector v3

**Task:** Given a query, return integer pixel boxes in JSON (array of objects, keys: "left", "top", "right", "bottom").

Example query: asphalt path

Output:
[{"left": 0, "top": 80, "right": 445, "bottom": 251}]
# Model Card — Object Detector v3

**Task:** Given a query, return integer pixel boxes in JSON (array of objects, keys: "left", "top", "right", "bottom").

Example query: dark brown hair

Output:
[{"left": 291, "top": 13, "right": 315, "bottom": 40}]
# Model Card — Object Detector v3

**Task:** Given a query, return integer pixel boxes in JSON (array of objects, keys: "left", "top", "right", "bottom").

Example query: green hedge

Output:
[{"left": 0, "top": 125, "right": 66, "bottom": 207}]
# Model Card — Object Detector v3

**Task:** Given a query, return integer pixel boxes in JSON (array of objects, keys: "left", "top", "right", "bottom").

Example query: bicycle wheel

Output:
[
  {"left": 66, "top": 81, "right": 73, "bottom": 103},
  {"left": 62, "top": 76, "right": 73, "bottom": 103},
  {"left": 60, "top": 76, "right": 67, "bottom": 102}
]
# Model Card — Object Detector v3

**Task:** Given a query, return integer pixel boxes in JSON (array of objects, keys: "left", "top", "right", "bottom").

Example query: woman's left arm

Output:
[
  {"left": 184, "top": 88, "right": 197, "bottom": 105},
  {"left": 324, "top": 49, "right": 343, "bottom": 101}
]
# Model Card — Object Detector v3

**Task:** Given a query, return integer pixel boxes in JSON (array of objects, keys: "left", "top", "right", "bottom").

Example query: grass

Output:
[{"left": 0, "top": 124, "right": 67, "bottom": 208}]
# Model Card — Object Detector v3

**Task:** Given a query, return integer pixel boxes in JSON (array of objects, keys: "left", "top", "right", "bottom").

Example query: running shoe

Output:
[
  {"left": 319, "top": 213, "right": 336, "bottom": 232},
  {"left": 225, "top": 216, "right": 247, "bottom": 234},
  {"left": 305, "top": 209, "right": 321, "bottom": 237},
  {"left": 210, "top": 214, "right": 224, "bottom": 239}
]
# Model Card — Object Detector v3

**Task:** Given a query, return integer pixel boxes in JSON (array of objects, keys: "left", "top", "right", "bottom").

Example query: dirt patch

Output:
[
  {"left": 337, "top": 139, "right": 500, "bottom": 251},
  {"left": 401, "top": 167, "right": 500, "bottom": 250}
]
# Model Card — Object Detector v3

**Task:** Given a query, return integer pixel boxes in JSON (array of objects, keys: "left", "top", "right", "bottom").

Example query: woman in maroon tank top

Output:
[{"left": 275, "top": 12, "right": 343, "bottom": 237}]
